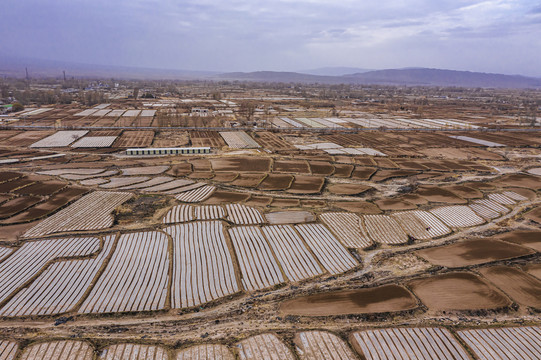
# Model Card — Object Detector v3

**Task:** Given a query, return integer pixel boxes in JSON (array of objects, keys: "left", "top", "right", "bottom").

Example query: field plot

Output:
[
  {"left": 281, "top": 284, "right": 417, "bottom": 316},
  {"left": 353, "top": 327, "right": 470, "bottom": 360},
  {"left": 99, "top": 344, "right": 168, "bottom": 360},
  {"left": 479, "top": 266, "right": 541, "bottom": 308},
  {"left": 415, "top": 239, "right": 534, "bottom": 268},
  {"left": 114, "top": 130, "right": 154, "bottom": 148},
  {"left": 194, "top": 205, "right": 225, "bottom": 220},
  {"left": 458, "top": 326, "right": 541, "bottom": 360},
  {"left": 487, "top": 193, "right": 516, "bottom": 205},
  {"left": 287, "top": 176, "right": 325, "bottom": 194},
  {"left": 502, "top": 190, "right": 529, "bottom": 201},
  {"left": 30, "top": 130, "right": 88, "bottom": 148},
  {"left": 140, "top": 179, "right": 195, "bottom": 193},
  {"left": 471, "top": 199, "right": 509, "bottom": 215},
  {"left": 163, "top": 204, "right": 194, "bottom": 223},
  {"left": 99, "top": 176, "right": 149, "bottom": 189},
  {"left": 253, "top": 131, "right": 293, "bottom": 151},
  {"left": 189, "top": 131, "right": 226, "bottom": 148},
  {"left": 75, "top": 109, "right": 98, "bottom": 116},
  {"left": 320, "top": 212, "right": 372, "bottom": 248},
  {"left": 121, "top": 166, "right": 169, "bottom": 175},
  {"left": 0, "top": 237, "right": 100, "bottom": 304},
  {"left": 226, "top": 204, "right": 265, "bottom": 225},
  {"left": 165, "top": 221, "right": 239, "bottom": 308},
  {"left": 177, "top": 344, "right": 234, "bottom": 360},
  {"left": 257, "top": 174, "right": 293, "bottom": 191},
  {"left": 430, "top": 206, "right": 485, "bottom": 228},
  {"left": 220, "top": 131, "right": 261, "bottom": 148},
  {"left": 265, "top": 211, "right": 315, "bottom": 225},
  {"left": 20, "top": 341, "right": 93, "bottom": 360},
  {"left": 363, "top": 215, "right": 409, "bottom": 245},
  {"left": 71, "top": 136, "right": 117, "bottom": 148},
  {"left": 1, "top": 131, "right": 54, "bottom": 147},
  {"left": 80, "top": 231, "right": 169, "bottom": 313},
  {"left": 23, "top": 191, "right": 132, "bottom": 238},
  {"left": 495, "top": 230, "right": 541, "bottom": 252},
  {"left": 295, "top": 331, "right": 357, "bottom": 360},
  {"left": 295, "top": 224, "right": 357, "bottom": 274},
  {"left": 0, "top": 340, "right": 18, "bottom": 360},
  {"left": 408, "top": 272, "right": 510, "bottom": 311},
  {"left": 0, "top": 196, "right": 42, "bottom": 219},
  {"left": 237, "top": 334, "right": 295, "bottom": 360},
  {"left": 59, "top": 170, "right": 118, "bottom": 181},
  {"left": 262, "top": 225, "right": 323, "bottom": 282},
  {"left": 0, "top": 235, "right": 116, "bottom": 317},
  {"left": 469, "top": 203, "right": 500, "bottom": 220},
  {"left": 392, "top": 210, "right": 451, "bottom": 240},
  {"left": 174, "top": 185, "right": 216, "bottom": 202},
  {"left": 228, "top": 226, "right": 284, "bottom": 291},
  {"left": 119, "top": 177, "right": 174, "bottom": 190}
]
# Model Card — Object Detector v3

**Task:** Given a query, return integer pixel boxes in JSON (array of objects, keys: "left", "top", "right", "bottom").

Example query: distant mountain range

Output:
[{"left": 1, "top": 55, "right": 540, "bottom": 89}]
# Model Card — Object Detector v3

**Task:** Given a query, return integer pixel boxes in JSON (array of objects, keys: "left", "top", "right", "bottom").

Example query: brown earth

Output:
[
  {"left": 524, "top": 207, "right": 541, "bottom": 224},
  {"left": 524, "top": 264, "right": 541, "bottom": 280},
  {"left": 442, "top": 185, "right": 484, "bottom": 199},
  {"left": 393, "top": 160, "right": 430, "bottom": 171},
  {"left": 505, "top": 187, "right": 537, "bottom": 200},
  {"left": 280, "top": 284, "right": 417, "bottom": 316},
  {"left": 415, "top": 238, "right": 535, "bottom": 268},
  {"left": 327, "top": 183, "right": 372, "bottom": 196},
  {"left": 396, "top": 194, "right": 428, "bottom": 205},
  {"left": 354, "top": 157, "right": 376, "bottom": 166},
  {"left": 244, "top": 196, "right": 272, "bottom": 207},
  {"left": 257, "top": 174, "right": 293, "bottom": 191},
  {"left": 211, "top": 172, "right": 239, "bottom": 182},
  {"left": 187, "top": 172, "right": 214, "bottom": 180},
  {"left": 461, "top": 181, "right": 496, "bottom": 190},
  {"left": 408, "top": 272, "right": 511, "bottom": 311},
  {"left": 188, "top": 159, "right": 212, "bottom": 171},
  {"left": 301, "top": 199, "right": 327, "bottom": 208},
  {"left": 166, "top": 163, "right": 193, "bottom": 177},
  {"left": 479, "top": 266, "right": 541, "bottom": 309},
  {"left": 0, "top": 178, "right": 35, "bottom": 193},
  {"left": 333, "top": 201, "right": 382, "bottom": 214},
  {"left": 287, "top": 176, "right": 325, "bottom": 195},
  {"left": 13, "top": 181, "right": 66, "bottom": 196},
  {"left": 374, "top": 199, "right": 417, "bottom": 211},
  {"left": 270, "top": 198, "right": 300, "bottom": 208},
  {"left": 371, "top": 170, "right": 420, "bottom": 182},
  {"left": 415, "top": 186, "right": 467, "bottom": 204},
  {"left": 273, "top": 160, "right": 310, "bottom": 174},
  {"left": 210, "top": 157, "right": 271, "bottom": 172},
  {"left": 373, "top": 158, "right": 398, "bottom": 169},
  {"left": 113, "top": 130, "right": 154, "bottom": 148},
  {"left": 495, "top": 230, "right": 541, "bottom": 252},
  {"left": 493, "top": 174, "right": 541, "bottom": 190},
  {"left": 308, "top": 161, "right": 335, "bottom": 176},
  {"left": 0, "top": 219, "right": 42, "bottom": 242},
  {"left": 231, "top": 173, "right": 267, "bottom": 188},
  {"left": 332, "top": 164, "right": 354, "bottom": 177},
  {"left": 0, "top": 196, "right": 42, "bottom": 220},
  {"left": 0, "top": 172, "right": 22, "bottom": 183},
  {"left": 265, "top": 211, "right": 315, "bottom": 224},
  {"left": 350, "top": 167, "right": 377, "bottom": 180},
  {"left": 203, "top": 191, "right": 250, "bottom": 204},
  {"left": 2, "top": 130, "right": 54, "bottom": 146}
]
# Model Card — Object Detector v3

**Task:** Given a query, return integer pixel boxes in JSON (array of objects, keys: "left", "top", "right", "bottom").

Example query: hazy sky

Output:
[{"left": 2, "top": 0, "right": 541, "bottom": 76}]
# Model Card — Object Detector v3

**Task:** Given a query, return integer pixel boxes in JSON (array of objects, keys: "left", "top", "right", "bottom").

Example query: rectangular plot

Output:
[
  {"left": 363, "top": 215, "right": 409, "bottom": 245},
  {"left": 99, "top": 344, "right": 168, "bottom": 360},
  {"left": 0, "top": 340, "right": 18, "bottom": 360},
  {"left": 319, "top": 212, "right": 373, "bottom": 248},
  {"left": 163, "top": 204, "right": 194, "bottom": 224},
  {"left": 228, "top": 226, "right": 284, "bottom": 291},
  {"left": 79, "top": 231, "right": 169, "bottom": 313},
  {"left": 392, "top": 210, "right": 450, "bottom": 240},
  {"left": 458, "top": 326, "right": 541, "bottom": 360},
  {"left": 194, "top": 205, "right": 225, "bottom": 220},
  {"left": 220, "top": 131, "right": 261, "bottom": 149},
  {"left": 295, "top": 224, "right": 357, "bottom": 275},
  {"left": 262, "top": 225, "right": 323, "bottom": 282},
  {"left": 353, "top": 327, "right": 470, "bottom": 360},
  {"left": 20, "top": 341, "right": 94, "bottom": 360},
  {"left": 430, "top": 206, "right": 485, "bottom": 228},
  {"left": 0, "top": 235, "right": 115, "bottom": 317},
  {"left": 237, "top": 334, "right": 295, "bottom": 360},
  {"left": 71, "top": 136, "right": 117, "bottom": 148},
  {"left": 165, "top": 221, "right": 239, "bottom": 308},
  {"left": 30, "top": 130, "right": 88, "bottom": 148},
  {"left": 177, "top": 344, "right": 234, "bottom": 360},
  {"left": 225, "top": 204, "right": 265, "bottom": 225},
  {"left": 297, "top": 331, "right": 357, "bottom": 360}
]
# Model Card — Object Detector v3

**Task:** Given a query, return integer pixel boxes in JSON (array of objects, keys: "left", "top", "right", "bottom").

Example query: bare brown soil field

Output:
[
  {"left": 354, "top": 157, "right": 376, "bottom": 166},
  {"left": 418, "top": 147, "right": 504, "bottom": 160},
  {"left": 89, "top": 130, "right": 123, "bottom": 136},
  {"left": 495, "top": 231, "right": 541, "bottom": 252},
  {"left": 189, "top": 159, "right": 212, "bottom": 171},
  {"left": 442, "top": 185, "right": 483, "bottom": 199},
  {"left": 524, "top": 206, "right": 541, "bottom": 224},
  {"left": 371, "top": 169, "right": 420, "bottom": 182},
  {"left": 328, "top": 183, "right": 373, "bottom": 196},
  {"left": 415, "top": 239, "right": 535, "bottom": 268},
  {"left": 203, "top": 190, "right": 250, "bottom": 204},
  {"left": 415, "top": 186, "right": 467, "bottom": 204},
  {"left": 231, "top": 173, "right": 267, "bottom": 187},
  {"left": 1, "top": 187, "right": 88, "bottom": 223},
  {"left": 373, "top": 158, "right": 398, "bottom": 169},
  {"left": 440, "top": 160, "right": 474, "bottom": 171},
  {"left": 113, "top": 130, "right": 154, "bottom": 148},
  {"left": 0, "top": 178, "right": 35, "bottom": 192},
  {"left": 212, "top": 172, "right": 238, "bottom": 182},
  {"left": 167, "top": 163, "right": 193, "bottom": 176},
  {"left": 415, "top": 160, "right": 451, "bottom": 172},
  {"left": 0, "top": 130, "right": 20, "bottom": 141},
  {"left": 506, "top": 187, "right": 537, "bottom": 200},
  {"left": 287, "top": 176, "right": 325, "bottom": 194},
  {"left": 408, "top": 272, "right": 511, "bottom": 311},
  {"left": 524, "top": 264, "right": 541, "bottom": 280},
  {"left": 480, "top": 266, "right": 541, "bottom": 308},
  {"left": 0, "top": 172, "right": 22, "bottom": 183},
  {"left": 189, "top": 130, "right": 226, "bottom": 148},
  {"left": 1, "top": 130, "right": 54, "bottom": 146},
  {"left": 394, "top": 159, "right": 430, "bottom": 171},
  {"left": 461, "top": 181, "right": 496, "bottom": 190},
  {"left": 244, "top": 195, "right": 272, "bottom": 207},
  {"left": 301, "top": 199, "right": 327, "bottom": 208},
  {"left": 188, "top": 171, "right": 214, "bottom": 179},
  {"left": 270, "top": 198, "right": 300, "bottom": 208},
  {"left": 332, "top": 164, "right": 354, "bottom": 177},
  {"left": 152, "top": 131, "right": 189, "bottom": 147},
  {"left": 492, "top": 174, "right": 541, "bottom": 190},
  {"left": 375, "top": 199, "right": 417, "bottom": 211},
  {"left": 113, "top": 117, "right": 135, "bottom": 127},
  {"left": 210, "top": 157, "right": 271, "bottom": 172},
  {"left": 351, "top": 166, "right": 377, "bottom": 180},
  {"left": 334, "top": 201, "right": 381, "bottom": 214},
  {"left": 308, "top": 161, "right": 334, "bottom": 176},
  {"left": 257, "top": 174, "right": 293, "bottom": 191},
  {"left": 273, "top": 160, "right": 310, "bottom": 174},
  {"left": 265, "top": 210, "right": 315, "bottom": 224},
  {"left": 92, "top": 117, "right": 117, "bottom": 126},
  {"left": 0, "top": 196, "right": 42, "bottom": 219},
  {"left": 469, "top": 132, "right": 541, "bottom": 147},
  {"left": 13, "top": 181, "right": 66, "bottom": 196},
  {"left": 253, "top": 131, "right": 293, "bottom": 151},
  {"left": 280, "top": 285, "right": 417, "bottom": 316},
  {"left": 397, "top": 194, "right": 428, "bottom": 205}
]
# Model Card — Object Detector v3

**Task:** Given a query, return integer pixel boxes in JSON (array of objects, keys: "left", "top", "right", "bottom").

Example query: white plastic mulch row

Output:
[
  {"left": 297, "top": 331, "right": 358, "bottom": 360},
  {"left": 363, "top": 215, "right": 409, "bottom": 245},
  {"left": 23, "top": 191, "right": 133, "bottom": 238},
  {"left": 30, "top": 130, "right": 88, "bottom": 148},
  {"left": 99, "top": 344, "right": 168, "bottom": 360},
  {"left": 225, "top": 204, "right": 265, "bottom": 225},
  {"left": 79, "top": 231, "right": 169, "bottom": 314},
  {"left": 165, "top": 221, "right": 239, "bottom": 308},
  {"left": 174, "top": 185, "right": 216, "bottom": 202},
  {"left": 0, "top": 236, "right": 115, "bottom": 317},
  {"left": 19, "top": 341, "right": 94, "bottom": 360},
  {"left": 220, "top": 131, "right": 261, "bottom": 149},
  {"left": 448, "top": 135, "right": 504, "bottom": 147},
  {"left": 177, "top": 344, "right": 234, "bottom": 360},
  {"left": 319, "top": 212, "right": 373, "bottom": 248},
  {"left": 237, "top": 333, "right": 295, "bottom": 360},
  {"left": 0, "top": 340, "right": 18, "bottom": 360},
  {"left": 430, "top": 206, "right": 485, "bottom": 228},
  {"left": 392, "top": 211, "right": 451, "bottom": 240},
  {"left": 71, "top": 136, "right": 117, "bottom": 148},
  {"left": 0, "top": 238, "right": 100, "bottom": 304}
]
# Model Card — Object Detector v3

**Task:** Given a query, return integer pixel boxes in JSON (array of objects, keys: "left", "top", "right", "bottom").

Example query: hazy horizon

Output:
[{"left": 2, "top": 0, "right": 541, "bottom": 77}]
